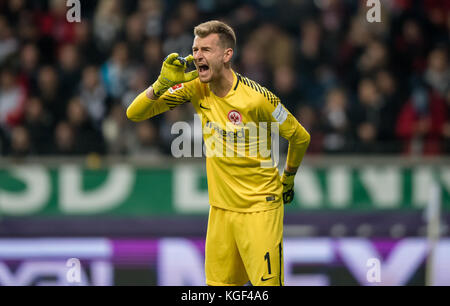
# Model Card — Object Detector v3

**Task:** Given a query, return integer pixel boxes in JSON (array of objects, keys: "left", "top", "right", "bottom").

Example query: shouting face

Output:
[{"left": 192, "top": 33, "right": 233, "bottom": 83}]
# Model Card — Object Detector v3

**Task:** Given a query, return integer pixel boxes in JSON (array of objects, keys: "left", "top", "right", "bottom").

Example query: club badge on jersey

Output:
[{"left": 228, "top": 110, "right": 242, "bottom": 125}]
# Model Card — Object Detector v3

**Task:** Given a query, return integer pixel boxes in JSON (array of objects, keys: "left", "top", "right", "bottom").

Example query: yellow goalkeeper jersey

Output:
[{"left": 127, "top": 71, "right": 310, "bottom": 212}]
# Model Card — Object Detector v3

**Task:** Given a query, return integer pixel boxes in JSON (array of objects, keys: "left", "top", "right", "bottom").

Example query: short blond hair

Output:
[{"left": 194, "top": 20, "right": 236, "bottom": 50}]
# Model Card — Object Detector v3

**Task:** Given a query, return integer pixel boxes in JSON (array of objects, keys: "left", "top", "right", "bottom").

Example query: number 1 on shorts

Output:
[{"left": 264, "top": 252, "right": 272, "bottom": 275}]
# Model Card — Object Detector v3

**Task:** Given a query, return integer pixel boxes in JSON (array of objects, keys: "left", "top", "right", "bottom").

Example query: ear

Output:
[{"left": 223, "top": 48, "right": 233, "bottom": 64}]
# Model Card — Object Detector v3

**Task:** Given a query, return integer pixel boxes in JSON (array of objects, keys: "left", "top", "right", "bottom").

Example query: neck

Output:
[{"left": 209, "top": 68, "right": 234, "bottom": 98}]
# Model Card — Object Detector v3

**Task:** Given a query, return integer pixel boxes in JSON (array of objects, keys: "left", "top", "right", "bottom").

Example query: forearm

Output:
[
  {"left": 284, "top": 124, "right": 310, "bottom": 173},
  {"left": 281, "top": 127, "right": 309, "bottom": 205},
  {"left": 126, "top": 87, "right": 169, "bottom": 122}
]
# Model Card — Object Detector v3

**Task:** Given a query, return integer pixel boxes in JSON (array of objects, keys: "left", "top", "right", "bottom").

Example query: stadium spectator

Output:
[
  {"left": 162, "top": 17, "right": 194, "bottom": 57},
  {"left": 374, "top": 69, "right": 404, "bottom": 152},
  {"left": 353, "top": 78, "right": 389, "bottom": 153},
  {"left": 227, "top": 4, "right": 258, "bottom": 42},
  {"left": 93, "top": 0, "right": 124, "bottom": 52},
  {"left": 295, "top": 105, "right": 322, "bottom": 154},
  {"left": 0, "top": 0, "right": 447, "bottom": 157},
  {"left": 18, "top": 43, "right": 40, "bottom": 95},
  {"left": 130, "top": 120, "right": 162, "bottom": 158},
  {"left": 102, "top": 104, "right": 134, "bottom": 155},
  {"left": 15, "top": 5, "right": 38, "bottom": 42},
  {"left": 138, "top": 0, "right": 164, "bottom": 38},
  {"left": 272, "top": 65, "right": 302, "bottom": 113},
  {"left": 123, "top": 13, "right": 146, "bottom": 62},
  {"left": 0, "top": 125, "right": 7, "bottom": 155},
  {"left": 121, "top": 67, "right": 149, "bottom": 110},
  {"left": 252, "top": 23, "right": 295, "bottom": 73},
  {"left": 36, "top": 65, "right": 63, "bottom": 123},
  {"left": 320, "top": 87, "right": 351, "bottom": 153},
  {"left": 159, "top": 105, "right": 184, "bottom": 155},
  {"left": 297, "top": 19, "right": 324, "bottom": 79},
  {"left": 158, "top": 103, "right": 200, "bottom": 156},
  {"left": 178, "top": 1, "right": 200, "bottom": 30},
  {"left": 100, "top": 41, "right": 133, "bottom": 99},
  {"left": 396, "top": 85, "right": 447, "bottom": 155},
  {"left": 296, "top": 19, "right": 327, "bottom": 103},
  {"left": 392, "top": 18, "right": 428, "bottom": 76},
  {"left": 357, "top": 40, "right": 389, "bottom": 75},
  {"left": 57, "top": 44, "right": 82, "bottom": 102},
  {"left": 65, "top": 97, "right": 106, "bottom": 155},
  {"left": 73, "top": 21, "right": 104, "bottom": 65},
  {"left": 142, "top": 38, "right": 164, "bottom": 82},
  {"left": 0, "top": 68, "right": 26, "bottom": 131},
  {"left": 237, "top": 41, "right": 269, "bottom": 85},
  {"left": 2, "top": 0, "right": 27, "bottom": 27},
  {"left": 23, "top": 97, "right": 53, "bottom": 155},
  {"left": 424, "top": 47, "right": 449, "bottom": 97},
  {"left": 79, "top": 65, "right": 108, "bottom": 128},
  {"left": 10, "top": 125, "right": 31, "bottom": 157},
  {"left": 39, "top": 0, "right": 77, "bottom": 45},
  {"left": 0, "top": 16, "right": 19, "bottom": 64},
  {"left": 53, "top": 121, "right": 76, "bottom": 155}
]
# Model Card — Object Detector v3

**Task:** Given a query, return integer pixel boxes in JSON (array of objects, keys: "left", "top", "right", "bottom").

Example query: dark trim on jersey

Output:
[
  {"left": 165, "top": 103, "right": 177, "bottom": 110},
  {"left": 165, "top": 100, "right": 191, "bottom": 110},
  {"left": 235, "top": 73, "right": 280, "bottom": 107},
  {"left": 278, "top": 242, "right": 283, "bottom": 286},
  {"left": 169, "top": 92, "right": 186, "bottom": 100},
  {"left": 163, "top": 97, "right": 184, "bottom": 110},
  {"left": 163, "top": 97, "right": 183, "bottom": 103},
  {"left": 233, "top": 73, "right": 240, "bottom": 90}
]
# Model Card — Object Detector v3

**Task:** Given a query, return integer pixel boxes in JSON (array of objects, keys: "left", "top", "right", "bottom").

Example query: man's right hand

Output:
[{"left": 151, "top": 53, "right": 198, "bottom": 98}]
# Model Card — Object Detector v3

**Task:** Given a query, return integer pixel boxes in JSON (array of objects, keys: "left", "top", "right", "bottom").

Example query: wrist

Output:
[
  {"left": 146, "top": 87, "right": 157, "bottom": 100},
  {"left": 283, "top": 169, "right": 296, "bottom": 176},
  {"left": 151, "top": 79, "right": 169, "bottom": 98},
  {"left": 281, "top": 170, "right": 295, "bottom": 184}
]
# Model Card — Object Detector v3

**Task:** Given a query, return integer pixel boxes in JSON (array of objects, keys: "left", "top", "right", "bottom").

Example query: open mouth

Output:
[{"left": 198, "top": 64, "right": 209, "bottom": 73}]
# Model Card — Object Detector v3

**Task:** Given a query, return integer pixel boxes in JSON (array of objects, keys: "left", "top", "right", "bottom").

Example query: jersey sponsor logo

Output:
[
  {"left": 169, "top": 83, "right": 184, "bottom": 93},
  {"left": 204, "top": 121, "right": 246, "bottom": 139},
  {"left": 272, "top": 103, "right": 287, "bottom": 124},
  {"left": 227, "top": 110, "right": 242, "bottom": 125}
]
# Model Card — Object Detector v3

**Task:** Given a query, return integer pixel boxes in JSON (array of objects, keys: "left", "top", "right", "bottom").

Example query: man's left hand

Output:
[{"left": 281, "top": 171, "right": 295, "bottom": 204}]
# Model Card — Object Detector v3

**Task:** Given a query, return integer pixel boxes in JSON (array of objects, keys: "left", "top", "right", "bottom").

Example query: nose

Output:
[{"left": 193, "top": 50, "right": 203, "bottom": 62}]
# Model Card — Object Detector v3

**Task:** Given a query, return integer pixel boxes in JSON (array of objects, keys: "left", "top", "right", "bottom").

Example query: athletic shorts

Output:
[{"left": 205, "top": 204, "right": 284, "bottom": 286}]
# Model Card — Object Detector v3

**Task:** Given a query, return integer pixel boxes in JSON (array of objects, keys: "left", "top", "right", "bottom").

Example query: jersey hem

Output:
[
  {"left": 206, "top": 279, "right": 249, "bottom": 286},
  {"left": 209, "top": 201, "right": 282, "bottom": 213}
]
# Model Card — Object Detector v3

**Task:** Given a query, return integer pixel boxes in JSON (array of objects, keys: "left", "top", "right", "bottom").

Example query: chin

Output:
[{"left": 199, "top": 74, "right": 212, "bottom": 83}]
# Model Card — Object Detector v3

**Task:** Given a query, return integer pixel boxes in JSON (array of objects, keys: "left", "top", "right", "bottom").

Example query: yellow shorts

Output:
[{"left": 205, "top": 204, "right": 284, "bottom": 286}]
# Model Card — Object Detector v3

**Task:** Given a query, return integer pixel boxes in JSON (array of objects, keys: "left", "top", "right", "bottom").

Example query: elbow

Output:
[
  {"left": 287, "top": 126, "right": 311, "bottom": 148},
  {"left": 295, "top": 126, "right": 311, "bottom": 147},
  {"left": 304, "top": 130, "right": 311, "bottom": 147},
  {"left": 126, "top": 107, "right": 143, "bottom": 122},
  {"left": 294, "top": 131, "right": 310, "bottom": 150}
]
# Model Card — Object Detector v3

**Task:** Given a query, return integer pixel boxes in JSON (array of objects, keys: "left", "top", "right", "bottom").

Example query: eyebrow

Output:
[{"left": 192, "top": 46, "right": 212, "bottom": 50}]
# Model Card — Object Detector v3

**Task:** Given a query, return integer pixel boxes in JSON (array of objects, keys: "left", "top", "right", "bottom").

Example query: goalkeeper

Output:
[{"left": 127, "top": 20, "right": 310, "bottom": 286}]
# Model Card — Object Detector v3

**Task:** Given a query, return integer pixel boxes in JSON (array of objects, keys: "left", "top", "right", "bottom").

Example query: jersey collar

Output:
[{"left": 208, "top": 69, "right": 239, "bottom": 99}]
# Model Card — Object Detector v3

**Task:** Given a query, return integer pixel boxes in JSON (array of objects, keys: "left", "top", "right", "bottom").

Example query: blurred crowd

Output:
[{"left": 0, "top": 0, "right": 449, "bottom": 158}]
